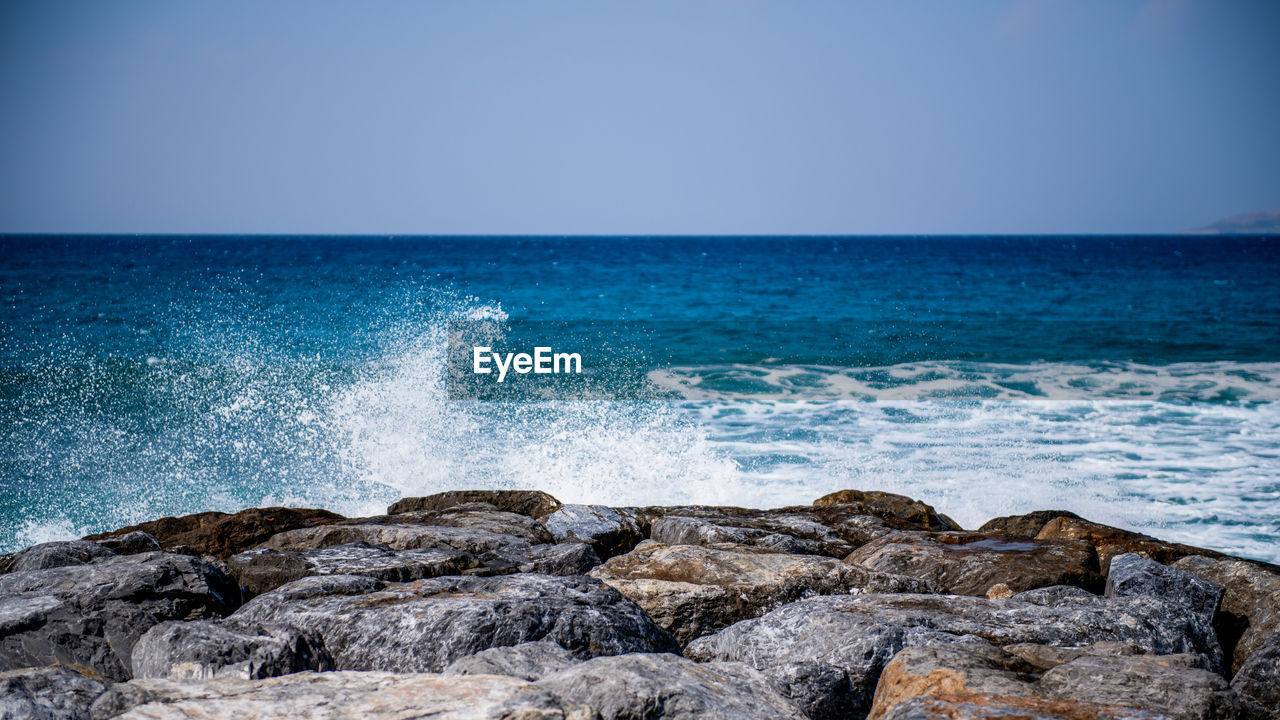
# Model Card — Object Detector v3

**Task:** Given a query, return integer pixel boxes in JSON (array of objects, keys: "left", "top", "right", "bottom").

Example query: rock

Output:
[
  {"left": 880, "top": 693, "right": 1173, "bottom": 720},
  {"left": 131, "top": 620, "right": 331, "bottom": 680},
  {"left": 226, "top": 573, "right": 678, "bottom": 674},
  {"left": 684, "top": 592, "right": 1223, "bottom": 720},
  {"left": 489, "top": 542, "right": 602, "bottom": 576},
  {"left": 870, "top": 643, "right": 1245, "bottom": 720},
  {"left": 84, "top": 507, "right": 344, "bottom": 559},
  {"left": 591, "top": 541, "right": 936, "bottom": 645},
  {"left": 387, "top": 489, "right": 562, "bottom": 518},
  {"left": 978, "top": 510, "right": 1083, "bottom": 538},
  {"left": 94, "top": 531, "right": 163, "bottom": 556},
  {"left": 541, "top": 505, "right": 644, "bottom": 558},
  {"left": 848, "top": 531, "right": 1104, "bottom": 596},
  {"left": 650, "top": 514, "right": 854, "bottom": 557},
  {"left": 1231, "top": 629, "right": 1280, "bottom": 720},
  {"left": 227, "top": 543, "right": 482, "bottom": 596},
  {"left": 986, "top": 584, "right": 1014, "bottom": 599},
  {"left": 0, "top": 551, "right": 239, "bottom": 681},
  {"left": 262, "top": 508, "right": 553, "bottom": 554},
  {"left": 813, "top": 490, "right": 962, "bottom": 531},
  {"left": 1010, "top": 584, "right": 1099, "bottom": 605},
  {"left": 344, "top": 506, "right": 556, "bottom": 543},
  {"left": 1035, "top": 517, "right": 1227, "bottom": 574},
  {"left": 1002, "top": 641, "right": 1147, "bottom": 670},
  {"left": 0, "top": 541, "right": 116, "bottom": 574},
  {"left": 90, "top": 671, "right": 585, "bottom": 720},
  {"left": 442, "top": 640, "right": 580, "bottom": 681},
  {"left": 0, "top": 665, "right": 106, "bottom": 720},
  {"left": 1106, "top": 554, "right": 1225, "bottom": 654},
  {"left": 1173, "top": 555, "right": 1280, "bottom": 674},
  {"left": 1037, "top": 654, "right": 1247, "bottom": 720},
  {"left": 536, "top": 652, "right": 807, "bottom": 720}
]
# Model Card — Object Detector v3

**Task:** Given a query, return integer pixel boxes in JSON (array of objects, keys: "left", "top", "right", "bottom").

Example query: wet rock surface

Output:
[
  {"left": 1172, "top": 554, "right": 1280, "bottom": 674},
  {"left": 227, "top": 543, "right": 483, "bottom": 596},
  {"left": 441, "top": 640, "right": 580, "bottom": 681},
  {"left": 849, "top": 531, "right": 1104, "bottom": 596},
  {"left": 812, "top": 490, "right": 962, "bottom": 531},
  {"left": 1106, "top": 553, "right": 1226, "bottom": 664},
  {"left": 131, "top": 620, "right": 331, "bottom": 680},
  {"left": 591, "top": 541, "right": 937, "bottom": 644},
  {"left": 0, "top": 665, "right": 106, "bottom": 720},
  {"left": 541, "top": 504, "right": 644, "bottom": 559},
  {"left": 1034, "top": 516, "right": 1229, "bottom": 574},
  {"left": 977, "top": 510, "right": 1084, "bottom": 538},
  {"left": 387, "top": 489, "right": 563, "bottom": 518},
  {"left": 83, "top": 507, "right": 344, "bottom": 559},
  {"left": 1231, "top": 628, "right": 1280, "bottom": 720},
  {"left": 0, "top": 550, "right": 239, "bottom": 681}
]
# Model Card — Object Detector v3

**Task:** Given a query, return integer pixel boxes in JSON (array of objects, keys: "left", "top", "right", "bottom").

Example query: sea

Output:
[{"left": 1, "top": 235, "right": 1277, "bottom": 562}]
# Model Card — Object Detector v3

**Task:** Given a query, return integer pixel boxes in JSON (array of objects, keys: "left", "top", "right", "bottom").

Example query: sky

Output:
[{"left": 1, "top": 0, "right": 1278, "bottom": 235}]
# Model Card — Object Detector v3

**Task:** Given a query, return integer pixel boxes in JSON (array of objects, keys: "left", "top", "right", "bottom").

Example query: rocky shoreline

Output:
[{"left": 1, "top": 489, "right": 1277, "bottom": 719}]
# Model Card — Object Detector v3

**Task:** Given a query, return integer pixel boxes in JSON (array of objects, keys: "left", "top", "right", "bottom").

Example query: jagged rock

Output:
[
  {"left": 848, "top": 531, "right": 1104, "bottom": 596},
  {"left": 880, "top": 693, "right": 1173, "bottom": 720},
  {"left": 537, "top": 652, "right": 807, "bottom": 720},
  {"left": 1034, "top": 517, "right": 1226, "bottom": 574},
  {"left": 442, "top": 640, "right": 580, "bottom": 681},
  {"left": 1106, "top": 554, "right": 1225, "bottom": 647},
  {"left": 541, "top": 505, "right": 644, "bottom": 558},
  {"left": 84, "top": 507, "right": 344, "bottom": 559},
  {"left": 227, "top": 543, "right": 483, "bottom": 596},
  {"left": 226, "top": 573, "right": 677, "bottom": 674},
  {"left": 684, "top": 592, "right": 1223, "bottom": 720},
  {"left": 1010, "top": 584, "right": 1098, "bottom": 605},
  {"left": 591, "top": 541, "right": 936, "bottom": 645},
  {"left": 89, "top": 671, "right": 585, "bottom": 720},
  {"left": 341, "top": 507, "right": 556, "bottom": 543},
  {"left": 488, "top": 542, "right": 602, "bottom": 576},
  {"left": 0, "top": 541, "right": 116, "bottom": 574},
  {"left": 813, "top": 490, "right": 962, "bottom": 531},
  {"left": 1232, "top": 629, "right": 1280, "bottom": 720},
  {"left": 978, "top": 510, "right": 1083, "bottom": 538},
  {"left": 1001, "top": 641, "right": 1147, "bottom": 670},
  {"left": 870, "top": 643, "right": 1245, "bottom": 720},
  {"left": 1173, "top": 555, "right": 1280, "bottom": 674},
  {"left": 0, "top": 551, "right": 239, "bottom": 681},
  {"left": 94, "top": 531, "right": 163, "bottom": 556},
  {"left": 387, "top": 489, "right": 562, "bottom": 518},
  {"left": 131, "top": 620, "right": 331, "bottom": 680},
  {"left": 261, "top": 507, "right": 554, "bottom": 557},
  {"left": 0, "top": 665, "right": 106, "bottom": 720},
  {"left": 650, "top": 514, "right": 854, "bottom": 557}
]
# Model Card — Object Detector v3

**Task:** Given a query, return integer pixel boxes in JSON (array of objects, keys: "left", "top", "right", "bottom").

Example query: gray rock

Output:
[
  {"left": 442, "top": 640, "right": 579, "bottom": 681},
  {"left": 0, "top": 665, "right": 106, "bottom": 720},
  {"left": 227, "top": 543, "right": 482, "bottom": 596},
  {"left": 1038, "top": 654, "right": 1247, "bottom": 720},
  {"left": 541, "top": 505, "right": 644, "bottom": 559},
  {"left": 590, "top": 541, "right": 936, "bottom": 645},
  {"left": 1173, "top": 555, "right": 1280, "bottom": 675},
  {"left": 685, "top": 592, "right": 1223, "bottom": 720},
  {"left": 387, "top": 489, "right": 563, "bottom": 518},
  {"left": 1010, "top": 584, "right": 1099, "bottom": 605},
  {"left": 93, "top": 532, "right": 163, "bottom": 556},
  {"left": 848, "top": 531, "right": 1104, "bottom": 596},
  {"left": 90, "top": 671, "right": 584, "bottom": 720},
  {"left": 1232, "top": 628, "right": 1280, "bottom": 720},
  {"left": 0, "top": 551, "right": 239, "bottom": 681},
  {"left": 650, "top": 513, "right": 854, "bottom": 558},
  {"left": 0, "top": 541, "right": 116, "bottom": 574},
  {"left": 225, "top": 573, "right": 678, "bottom": 674},
  {"left": 880, "top": 693, "right": 1173, "bottom": 720},
  {"left": 498, "top": 542, "right": 602, "bottom": 576},
  {"left": 536, "top": 652, "right": 807, "bottom": 720},
  {"left": 131, "top": 620, "right": 331, "bottom": 680},
  {"left": 1106, "top": 553, "right": 1226, "bottom": 672}
]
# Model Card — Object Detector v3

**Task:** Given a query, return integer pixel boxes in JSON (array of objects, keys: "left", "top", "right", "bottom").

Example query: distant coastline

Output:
[{"left": 1189, "top": 211, "right": 1280, "bottom": 234}]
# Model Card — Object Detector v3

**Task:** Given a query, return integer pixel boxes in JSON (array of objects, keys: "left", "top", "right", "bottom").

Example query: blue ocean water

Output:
[{"left": 2, "top": 235, "right": 1278, "bottom": 560}]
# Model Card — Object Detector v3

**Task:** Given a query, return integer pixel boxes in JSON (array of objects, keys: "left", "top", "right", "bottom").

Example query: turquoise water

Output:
[{"left": 2, "top": 235, "right": 1278, "bottom": 560}]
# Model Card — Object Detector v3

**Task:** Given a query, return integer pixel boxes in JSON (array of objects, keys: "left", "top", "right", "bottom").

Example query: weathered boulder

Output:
[
  {"left": 340, "top": 506, "right": 556, "bottom": 542},
  {"left": 1035, "top": 517, "right": 1226, "bottom": 574},
  {"left": 591, "top": 541, "right": 936, "bottom": 644},
  {"left": 225, "top": 573, "right": 678, "bottom": 674},
  {"left": 0, "top": 551, "right": 239, "bottom": 681},
  {"left": 1106, "top": 553, "right": 1225, "bottom": 666},
  {"left": 1173, "top": 555, "right": 1280, "bottom": 674},
  {"left": 684, "top": 592, "right": 1223, "bottom": 720},
  {"left": 978, "top": 510, "right": 1083, "bottom": 538},
  {"left": 537, "top": 652, "right": 807, "bottom": 720},
  {"left": 94, "top": 531, "right": 163, "bottom": 556},
  {"left": 442, "top": 640, "right": 580, "bottom": 681},
  {"left": 1231, "top": 629, "right": 1280, "bottom": 720},
  {"left": 84, "top": 507, "right": 344, "bottom": 559},
  {"left": 483, "top": 542, "right": 602, "bottom": 576},
  {"left": 650, "top": 513, "right": 854, "bottom": 557},
  {"left": 869, "top": 643, "right": 1246, "bottom": 720},
  {"left": 227, "top": 543, "right": 482, "bottom": 596},
  {"left": 131, "top": 620, "right": 331, "bottom": 680},
  {"left": 387, "top": 489, "right": 562, "bottom": 518},
  {"left": 0, "top": 665, "right": 106, "bottom": 720},
  {"left": 541, "top": 505, "right": 644, "bottom": 559},
  {"left": 813, "top": 490, "right": 962, "bottom": 531},
  {"left": 90, "top": 671, "right": 585, "bottom": 720},
  {"left": 261, "top": 507, "right": 554, "bottom": 554},
  {"left": 849, "top": 531, "right": 1104, "bottom": 596},
  {"left": 0, "top": 541, "right": 116, "bottom": 574},
  {"left": 880, "top": 693, "right": 1172, "bottom": 720}
]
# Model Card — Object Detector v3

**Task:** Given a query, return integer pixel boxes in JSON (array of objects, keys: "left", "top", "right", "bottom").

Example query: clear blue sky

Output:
[{"left": 1, "top": 0, "right": 1277, "bottom": 234}]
